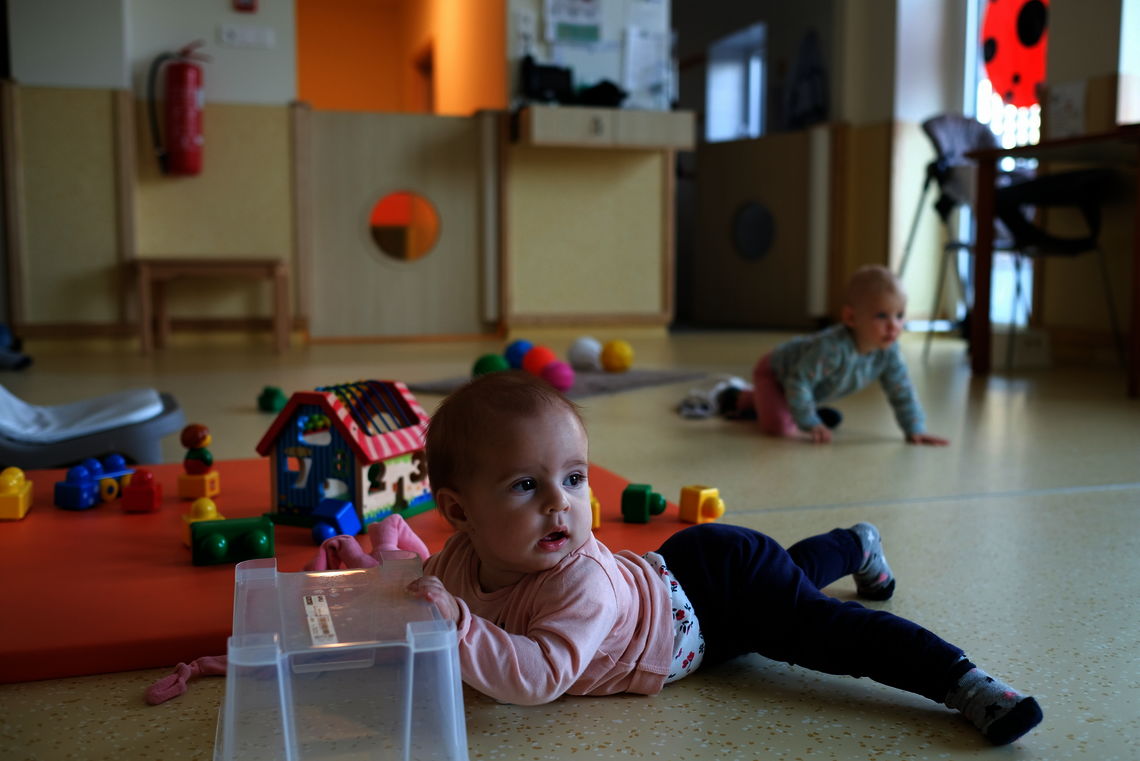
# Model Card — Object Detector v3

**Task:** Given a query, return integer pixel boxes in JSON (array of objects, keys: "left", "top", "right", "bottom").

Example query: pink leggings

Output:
[{"left": 736, "top": 353, "right": 801, "bottom": 438}]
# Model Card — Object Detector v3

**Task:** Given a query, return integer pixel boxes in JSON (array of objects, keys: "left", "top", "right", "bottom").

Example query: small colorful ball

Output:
[
  {"left": 541, "top": 360, "right": 575, "bottom": 392},
  {"left": 601, "top": 339, "right": 634, "bottom": 372},
  {"left": 522, "top": 345, "right": 558, "bottom": 376},
  {"left": 504, "top": 339, "right": 534, "bottom": 369},
  {"left": 567, "top": 336, "right": 603, "bottom": 371},
  {"left": 473, "top": 353, "right": 510, "bottom": 377}
]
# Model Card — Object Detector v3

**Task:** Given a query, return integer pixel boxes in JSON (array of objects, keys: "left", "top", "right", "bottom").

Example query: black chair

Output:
[{"left": 898, "top": 114, "right": 1121, "bottom": 366}]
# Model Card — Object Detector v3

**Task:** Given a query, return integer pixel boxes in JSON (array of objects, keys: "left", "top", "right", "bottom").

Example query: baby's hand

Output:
[
  {"left": 906, "top": 432, "right": 950, "bottom": 446},
  {"left": 407, "top": 575, "right": 461, "bottom": 623},
  {"left": 808, "top": 424, "right": 833, "bottom": 444}
]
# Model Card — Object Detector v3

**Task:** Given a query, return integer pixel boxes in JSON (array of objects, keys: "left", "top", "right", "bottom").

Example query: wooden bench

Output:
[{"left": 132, "top": 258, "right": 291, "bottom": 354}]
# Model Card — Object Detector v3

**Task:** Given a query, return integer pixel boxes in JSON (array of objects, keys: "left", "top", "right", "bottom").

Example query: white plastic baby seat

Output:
[{"left": 0, "top": 384, "right": 186, "bottom": 469}]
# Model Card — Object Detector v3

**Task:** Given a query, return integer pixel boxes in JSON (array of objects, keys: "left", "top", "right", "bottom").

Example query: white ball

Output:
[{"left": 567, "top": 336, "right": 603, "bottom": 371}]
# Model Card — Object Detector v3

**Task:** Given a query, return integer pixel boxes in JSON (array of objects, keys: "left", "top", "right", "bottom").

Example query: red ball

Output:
[
  {"left": 522, "top": 345, "right": 558, "bottom": 376},
  {"left": 541, "top": 360, "right": 575, "bottom": 392},
  {"left": 982, "top": 0, "right": 1048, "bottom": 108}
]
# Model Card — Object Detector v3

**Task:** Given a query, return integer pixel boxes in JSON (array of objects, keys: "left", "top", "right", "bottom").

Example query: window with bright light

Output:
[{"left": 705, "top": 23, "right": 766, "bottom": 143}]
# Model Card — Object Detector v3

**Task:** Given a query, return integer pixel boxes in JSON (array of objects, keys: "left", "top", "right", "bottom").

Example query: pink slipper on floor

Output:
[{"left": 145, "top": 655, "right": 227, "bottom": 705}]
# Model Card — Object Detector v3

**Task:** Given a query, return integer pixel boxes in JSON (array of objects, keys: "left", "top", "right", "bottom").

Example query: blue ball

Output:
[
  {"left": 312, "top": 522, "right": 338, "bottom": 545},
  {"left": 504, "top": 339, "right": 533, "bottom": 369}
]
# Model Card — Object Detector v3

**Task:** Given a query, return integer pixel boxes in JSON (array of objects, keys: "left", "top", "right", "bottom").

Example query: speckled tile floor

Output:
[{"left": 1, "top": 330, "right": 1137, "bottom": 760}]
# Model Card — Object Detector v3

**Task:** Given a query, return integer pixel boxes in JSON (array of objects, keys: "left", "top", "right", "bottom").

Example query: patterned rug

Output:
[{"left": 408, "top": 368, "right": 706, "bottom": 399}]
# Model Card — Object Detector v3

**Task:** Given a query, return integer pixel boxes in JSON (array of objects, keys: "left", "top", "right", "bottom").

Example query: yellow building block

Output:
[
  {"left": 679, "top": 484, "right": 725, "bottom": 524},
  {"left": 183, "top": 497, "right": 226, "bottom": 547},
  {"left": 589, "top": 488, "right": 601, "bottom": 530},
  {"left": 0, "top": 467, "right": 33, "bottom": 520},
  {"left": 178, "top": 470, "right": 220, "bottom": 500}
]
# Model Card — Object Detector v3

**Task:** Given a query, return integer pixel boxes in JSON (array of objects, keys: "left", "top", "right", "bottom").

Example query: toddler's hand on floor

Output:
[
  {"left": 809, "top": 424, "right": 833, "bottom": 444},
  {"left": 906, "top": 432, "right": 950, "bottom": 446},
  {"left": 407, "top": 575, "right": 461, "bottom": 623}
]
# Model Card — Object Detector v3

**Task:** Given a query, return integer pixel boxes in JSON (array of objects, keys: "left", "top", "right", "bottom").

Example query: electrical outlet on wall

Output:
[{"left": 217, "top": 24, "right": 276, "bottom": 49}]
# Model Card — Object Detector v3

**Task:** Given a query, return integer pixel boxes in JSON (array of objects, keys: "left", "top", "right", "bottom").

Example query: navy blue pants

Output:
[{"left": 656, "top": 523, "right": 964, "bottom": 702}]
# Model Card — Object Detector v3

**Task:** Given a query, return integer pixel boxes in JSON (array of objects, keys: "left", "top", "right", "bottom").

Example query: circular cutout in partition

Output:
[
  {"left": 369, "top": 191, "right": 440, "bottom": 261},
  {"left": 732, "top": 202, "right": 776, "bottom": 261}
]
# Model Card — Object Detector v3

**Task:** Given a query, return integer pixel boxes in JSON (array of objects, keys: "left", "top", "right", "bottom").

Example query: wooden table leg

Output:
[
  {"left": 273, "top": 264, "right": 290, "bottom": 353},
  {"left": 154, "top": 280, "right": 169, "bottom": 350},
  {"left": 137, "top": 264, "right": 154, "bottom": 355},
  {"left": 971, "top": 156, "right": 997, "bottom": 375}
]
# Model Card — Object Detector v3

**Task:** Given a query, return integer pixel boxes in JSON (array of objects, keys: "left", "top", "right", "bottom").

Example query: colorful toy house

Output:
[{"left": 256, "top": 380, "right": 433, "bottom": 531}]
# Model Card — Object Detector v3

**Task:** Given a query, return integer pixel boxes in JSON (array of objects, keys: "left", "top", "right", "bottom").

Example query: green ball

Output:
[{"left": 473, "top": 353, "right": 510, "bottom": 377}]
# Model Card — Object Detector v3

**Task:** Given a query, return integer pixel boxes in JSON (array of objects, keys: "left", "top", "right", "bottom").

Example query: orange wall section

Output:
[
  {"left": 298, "top": 0, "right": 506, "bottom": 115},
  {"left": 296, "top": 0, "right": 406, "bottom": 112},
  {"left": 430, "top": 0, "right": 508, "bottom": 116}
]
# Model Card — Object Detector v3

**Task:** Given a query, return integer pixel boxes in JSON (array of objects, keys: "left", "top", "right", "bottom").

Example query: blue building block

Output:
[
  {"left": 55, "top": 455, "right": 135, "bottom": 510},
  {"left": 54, "top": 465, "right": 101, "bottom": 510},
  {"left": 311, "top": 498, "right": 362, "bottom": 544}
]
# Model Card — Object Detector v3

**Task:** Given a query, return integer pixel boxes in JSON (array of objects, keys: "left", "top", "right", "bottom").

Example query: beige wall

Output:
[
  {"left": 14, "top": 87, "right": 123, "bottom": 324},
  {"left": 132, "top": 102, "right": 294, "bottom": 322}
]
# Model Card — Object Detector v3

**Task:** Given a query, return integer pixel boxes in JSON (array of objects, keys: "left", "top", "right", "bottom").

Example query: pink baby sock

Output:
[
  {"left": 368, "top": 514, "right": 431, "bottom": 562},
  {"left": 305, "top": 534, "right": 380, "bottom": 571},
  {"left": 145, "top": 655, "right": 228, "bottom": 705}
]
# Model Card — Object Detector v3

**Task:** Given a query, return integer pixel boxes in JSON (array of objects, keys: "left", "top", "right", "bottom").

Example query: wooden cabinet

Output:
[{"left": 516, "top": 105, "right": 694, "bottom": 150}]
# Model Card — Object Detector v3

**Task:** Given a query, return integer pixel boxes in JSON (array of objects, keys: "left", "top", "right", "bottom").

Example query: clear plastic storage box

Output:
[{"left": 214, "top": 554, "right": 468, "bottom": 761}]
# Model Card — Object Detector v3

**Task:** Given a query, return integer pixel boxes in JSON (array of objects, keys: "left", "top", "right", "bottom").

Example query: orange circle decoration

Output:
[
  {"left": 982, "top": 0, "right": 1048, "bottom": 108},
  {"left": 369, "top": 191, "right": 440, "bottom": 262}
]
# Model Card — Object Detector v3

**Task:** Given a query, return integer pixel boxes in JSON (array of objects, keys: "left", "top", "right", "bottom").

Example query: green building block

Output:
[
  {"left": 191, "top": 516, "right": 275, "bottom": 566},
  {"left": 621, "top": 483, "right": 666, "bottom": 523}
]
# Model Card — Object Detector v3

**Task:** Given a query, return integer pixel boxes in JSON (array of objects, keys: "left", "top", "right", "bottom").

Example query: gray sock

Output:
[
  {"left": 847, "top": 522, "right": 895, "bottom": 600},
  {"left": 944, "top": 664, "right": 1043, "bottom": 745}
]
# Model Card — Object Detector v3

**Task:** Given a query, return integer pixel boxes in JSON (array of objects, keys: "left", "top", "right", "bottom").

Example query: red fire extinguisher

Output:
[{"left": 147, "top": 41, "right": 209, "bottom": 176}]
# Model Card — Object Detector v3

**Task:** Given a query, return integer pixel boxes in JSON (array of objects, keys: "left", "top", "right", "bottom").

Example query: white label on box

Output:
[{"left": 304, "top": 594, "right": 338, "bottom": 645}]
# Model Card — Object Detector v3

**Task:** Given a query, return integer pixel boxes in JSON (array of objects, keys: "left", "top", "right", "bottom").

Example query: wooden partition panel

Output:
[
  {"left": 305, "top": 110, "right": 489, "bottom": 339},
  {"left": 693, "top": 130, "right": 822, "bottom": 329},
  {"left": 504, "top": 146, "right": 669, "bottom": 324}
]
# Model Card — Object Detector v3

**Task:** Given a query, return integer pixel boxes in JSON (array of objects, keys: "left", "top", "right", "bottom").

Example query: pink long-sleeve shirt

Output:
[{"left": 423, "top": 531, "right": 675, "bottom": 705}]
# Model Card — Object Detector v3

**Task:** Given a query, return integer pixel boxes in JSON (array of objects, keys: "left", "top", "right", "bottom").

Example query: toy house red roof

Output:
[{"left": 255, "top": 380, "right": 430, "bottom": 464}]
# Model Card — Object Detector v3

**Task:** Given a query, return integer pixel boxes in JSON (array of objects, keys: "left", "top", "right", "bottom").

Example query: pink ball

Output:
[{"left": 540, "top": 360, "right": 575, "bottom": 392}]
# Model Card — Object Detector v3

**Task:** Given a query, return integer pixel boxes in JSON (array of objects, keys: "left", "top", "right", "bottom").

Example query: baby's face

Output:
[
  {"left": 847, "top": 290, "right": 906, "bottom": 354},
  {"left": 454, "top": 404, "right": 593, "bottom": 592}
]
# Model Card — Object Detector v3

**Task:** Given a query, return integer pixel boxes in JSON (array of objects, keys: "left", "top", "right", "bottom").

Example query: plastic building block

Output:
[
  {"left": 311, "top": 497, "right": 363, "bottom": 544},
  {"left": 218, "top": 557, "right": 468, "bottom": 761},
  {"left": 0, "top": 467, "right": 33, "bottom": 520},
  {"left": 191, "top": 516, "right": 275, "bottom": 566},
  {"left": 621, "top": 483, "right": 666, "bottom": 523},
  {"left": 53, "top": 456, "right": 134, "bottom": 510},
  {"left": 679, "top": 484, "right": 725, "bottom": 524},
  {"left": 179, "top": 424, "right": 219, "bottom": 497},
  {"left": 257, "top": 385, "right": 287, "bottom": 412},
  {"left": 54, "top": 465, "right": 100, "bottom": 510},
  {"left": 183, "top": 497, "right": 225, "bottom": 547},
  {"left": 178, "top": 470, "right": 220, "bottom": 499},
  {"left": 589, "top": 488, "right": 601, "bottom": 530},
  {"left": 122, "top": 468, "right": 163, "bottom": 513}
]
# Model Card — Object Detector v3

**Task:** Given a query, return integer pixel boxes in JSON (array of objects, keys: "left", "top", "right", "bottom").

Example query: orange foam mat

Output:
[{"left": 0, "top": 458, "right": 684, "bottom": 683}]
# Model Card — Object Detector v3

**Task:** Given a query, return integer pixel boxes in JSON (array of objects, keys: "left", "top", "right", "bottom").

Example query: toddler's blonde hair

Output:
[{"left": 845, "top": 265, "right": 905, "bottom": 308}]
